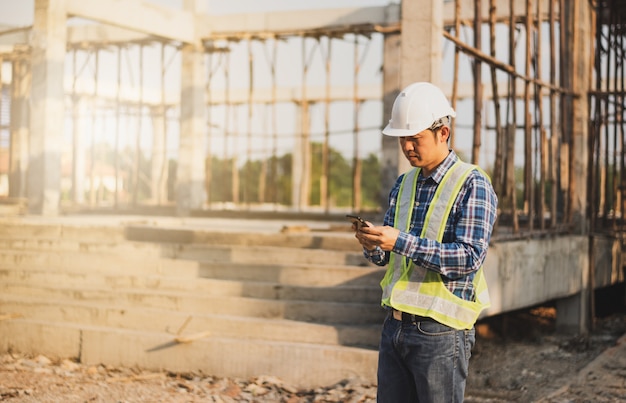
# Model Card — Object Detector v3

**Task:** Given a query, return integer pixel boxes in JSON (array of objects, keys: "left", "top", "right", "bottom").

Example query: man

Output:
[{"left": 353, "top": 82, "right": 498, "bottom": 403}]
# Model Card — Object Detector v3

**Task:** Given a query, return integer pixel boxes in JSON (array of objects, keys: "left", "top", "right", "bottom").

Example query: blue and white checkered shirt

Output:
[{"left": 364, "top": 151, "right": 498, "bottom": 301}]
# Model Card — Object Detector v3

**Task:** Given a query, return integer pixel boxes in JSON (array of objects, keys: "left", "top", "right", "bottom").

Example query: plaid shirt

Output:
[{"left": 365, "top": 151, "right": 498, "bottom": 301}]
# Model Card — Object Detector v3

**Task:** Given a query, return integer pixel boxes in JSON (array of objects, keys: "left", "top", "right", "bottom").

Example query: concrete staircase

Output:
[{"left": 0, "top": 218, "right": 386, "bottom": 387}]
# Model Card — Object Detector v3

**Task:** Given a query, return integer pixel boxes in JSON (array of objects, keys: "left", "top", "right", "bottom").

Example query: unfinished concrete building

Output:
[{"left": 0, "top": 0, "right": 624, "bottom": 387}]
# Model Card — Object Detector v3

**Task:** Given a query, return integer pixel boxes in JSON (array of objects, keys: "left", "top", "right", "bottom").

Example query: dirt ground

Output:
[{"left": 1, "top": 301, "right": 625, "bottom": 403}]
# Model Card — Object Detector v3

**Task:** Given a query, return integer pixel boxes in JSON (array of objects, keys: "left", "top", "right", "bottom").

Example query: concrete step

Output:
[
  {"left": 0, "top": 221, "right": 362, "bottom": 252},
  {"left": 164, "top": 243, "right": 369, "bottom": 267},
  {"left": 0, "top": 249, "right": 201, "bottom": 277},
  {"left": 0, "top": 318, "right": 378, "bottom": 388},
  {"left": 125, "top": 224, "right": 360, "bottom": 251},
  {"left": 0, "top": 295, "right": 382, "bottom": 349},
  {"left": 0, "top": 221, "right": 126, "bottom": 242},
  {"left": 0, "top": 237, "right": 166, "bottom": 256},
  {"left": 0, "top": 237, "right": 370, "bottom": 268},
  {"left": 0, "top": 246, "right": 381, "bottom": 287},
  {"left": 0, "top": 267, "right": 382, "bottom": 303},
  {"left": 0, "top": 282, "right": 385, "bottom": 325},
  {"left": 198, "top": 262, "right": 384, "bottom": 287}
]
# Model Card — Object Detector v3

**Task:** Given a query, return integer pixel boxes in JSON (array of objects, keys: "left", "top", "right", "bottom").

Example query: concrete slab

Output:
[
  {"left": 0, "top": 295, "right": 381, "bottom": 348},
  {"left": 0, "top": 266, "right": 381, "bottom": 303},
  {"left": 79, "top": 325, "right": 379, "bottom": 388},
  {"left": 0, "top": 282, "right": 384, "bottom": 325},
  {"left": 0, "top": 319, "right": 81, "bottom": 359}
]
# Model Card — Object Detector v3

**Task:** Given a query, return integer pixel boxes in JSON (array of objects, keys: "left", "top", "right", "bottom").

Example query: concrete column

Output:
[
  {"left": 28, "top": 0, "right": 67, "bottom": 215},
  {"left": 9, "top": 53, "right": 30, "bottom": 200},
  {"left": 400, "top": 0, "right": 443, "bottom": 86},
  {"left": 380, "top": 0, "right": 444, "bottom": 209},
  {"left": 176, "top": 0, "right": 207, "bottom": 215}
]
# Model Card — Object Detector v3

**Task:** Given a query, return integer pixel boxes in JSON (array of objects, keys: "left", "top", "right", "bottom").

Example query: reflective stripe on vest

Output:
[{"left": 380, "top": 160, "right": 491, "bottom": 330}]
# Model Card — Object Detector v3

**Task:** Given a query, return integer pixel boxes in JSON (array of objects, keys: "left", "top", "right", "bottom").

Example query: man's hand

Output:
[{"left": 354, "top": 222, "right": 400, "bottom": 252}]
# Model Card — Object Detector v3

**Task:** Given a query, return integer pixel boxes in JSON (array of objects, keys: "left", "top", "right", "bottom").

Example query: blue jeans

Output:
[{"left": 377, "top": 312, "right": 475, "bottom": 403}]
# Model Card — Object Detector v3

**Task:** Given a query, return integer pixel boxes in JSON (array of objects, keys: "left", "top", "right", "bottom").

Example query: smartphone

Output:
[{"left": 346, "top": 214, "right": 369, "bottom": 229}]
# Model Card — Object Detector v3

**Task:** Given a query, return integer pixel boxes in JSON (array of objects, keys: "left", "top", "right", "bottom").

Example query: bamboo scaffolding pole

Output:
[
  {"left": 591, "top": 0, "right": 603, "bottom": 227},
  {"left": 114, "top": 45, "right": 122, "bottom": 208},
  {"left": 450, "top": 0, "right": 461, "bottom": 150},
  {"left": 618, "top": 9, "right": 626, "bottom": 230},
  {"left": 472, "top": 0, "right": 483, "bottom": 165},
  {"left": 257, "top": 41, "right": 268, "bottom": 205},
  {"left": 270, "top": 40, "right": 278, "bottom": 205},
  {"left": 562, "top": 0, "right": 573, "bottom": 223},
  {"left": 221, "top": 44, "right": 238, "bottom": 205},
  {"left": 158, "top": 43, "right": 168, "bottom": 204},
  {"left": 205, "top": 50, "right": 213, "bottom": 205},
  {"left": 535, "top": 0, "right": 547, "bottom": 230},
  {"left": 321, "top": 36, "right": 331, "bottom": 213},
  {"left": 245, "top": 38, "right": 254, "bottom": 206},
  {"left": 442, "top": 31, "right": 577, "bottom": 95},
  {"left": 549, "top": 0, "right": 558, "bottom": 229},
  {"left": 508, "top": 0, "right": 519, "bottom": 233},
  {"left": 232, "top": 104, "right": 240, "bottom": 204},
  {"left": 602, "top": 3, "right": 617, "bottom": 228},
  {"left": 71, "top": 48, "right": 79, "bottom": 203},
  {"left": 89, "top": 50, "right": 99, "bottom": 206},
  {"left": 489, "top": 0, "right": 504, "bottom": 196},
  {"left": 132, "top": 44, "right": 144, "bottom": 206},
  {"left": 352, "top": 34, "right": 362, "bottom": 212},
  {"left": 524, "top": 0, "right": 534, "bottom": 230}
]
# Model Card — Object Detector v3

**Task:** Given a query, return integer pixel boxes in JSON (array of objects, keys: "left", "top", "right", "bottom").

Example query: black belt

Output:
[{"left": 391, "top": 309, "right": 437, "bottom": 324}]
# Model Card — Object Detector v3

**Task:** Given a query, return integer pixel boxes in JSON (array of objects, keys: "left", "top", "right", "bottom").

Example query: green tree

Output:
[{"left": 360, "top": 152, "right": 381, "bottom": 210}]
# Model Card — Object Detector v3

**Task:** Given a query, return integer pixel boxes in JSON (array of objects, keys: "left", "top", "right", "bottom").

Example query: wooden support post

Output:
[
  {"left": 489, "top": 0, "right": 504, "bottom": 196},
  {"left": 472, "top": 0, "right": 483, "bottom": 165},
  {"left": 352, "top": 34, "right": 362, "bottom": 213},
  {"left": 524, "top": 0, "right": 534, "bottom": 230}
]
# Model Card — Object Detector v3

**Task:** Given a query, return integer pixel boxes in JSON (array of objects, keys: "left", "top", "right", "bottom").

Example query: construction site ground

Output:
[{"left": 1, "top": 304, "right": 625, "bottom": 402}]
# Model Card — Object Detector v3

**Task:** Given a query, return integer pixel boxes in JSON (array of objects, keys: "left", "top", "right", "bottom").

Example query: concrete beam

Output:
[
  {"left": 199, "top": 5, "right": 400, "bottom": 39},
  {"left": 66, "top": 0, "right": 196, "bottom": 43},
  {"left": 67, "top": 24, "right": 148, "bottom": 46},
  {"left": 0, "top": 27, "right": 30, "bottom": 47},
  {"left": 2, "top": 1, "right": 560, "bottom": 48}
]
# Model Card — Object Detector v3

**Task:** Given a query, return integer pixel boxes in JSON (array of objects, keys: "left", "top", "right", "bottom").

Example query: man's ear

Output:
[{"left": 439, "top": 126, "right": 450, "bottom": 143}]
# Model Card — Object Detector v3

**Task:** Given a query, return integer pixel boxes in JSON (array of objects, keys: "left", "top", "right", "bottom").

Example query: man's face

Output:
[{"left": 399, "top": 128, "right": 440, "bottom": 168}]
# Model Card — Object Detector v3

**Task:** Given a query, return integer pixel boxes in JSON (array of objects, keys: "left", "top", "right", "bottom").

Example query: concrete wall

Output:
[{"left": 483, "top": 235, "right": 622, "bottom": 318}]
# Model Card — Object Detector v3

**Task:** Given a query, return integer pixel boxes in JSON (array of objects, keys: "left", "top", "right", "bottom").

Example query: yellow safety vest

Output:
[{"left": 380, "top": 160, "right": 491, "bottom": 330}]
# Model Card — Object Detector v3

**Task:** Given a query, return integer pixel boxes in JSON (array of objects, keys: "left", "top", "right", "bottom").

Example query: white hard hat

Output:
[{"left": 382, "top": 82, "right": 456, "bottom": 137}]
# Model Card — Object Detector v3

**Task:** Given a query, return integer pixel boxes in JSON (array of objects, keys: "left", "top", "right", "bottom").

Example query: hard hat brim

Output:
[{"left": 382, "top": 123, "right": 428, "bottom": 137}]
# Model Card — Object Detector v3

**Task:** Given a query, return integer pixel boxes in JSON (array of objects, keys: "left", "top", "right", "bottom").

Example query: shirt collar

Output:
[{"left": 420, "top": 150, "right": 458, "bottom": 184}]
